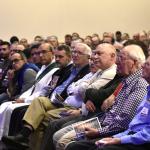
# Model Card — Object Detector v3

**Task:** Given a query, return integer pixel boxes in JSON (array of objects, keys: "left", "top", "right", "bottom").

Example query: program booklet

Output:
[{"left": 72, "top": 117, "right": 101, "bottom": 140}]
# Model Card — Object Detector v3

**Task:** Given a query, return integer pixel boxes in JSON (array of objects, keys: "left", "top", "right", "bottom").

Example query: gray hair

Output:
[
  {"left": 75, "top": 43, "right": 92, "bottom": 56},
  {"left": 123, "top": 44, "right": 145, "bottom": 68}
]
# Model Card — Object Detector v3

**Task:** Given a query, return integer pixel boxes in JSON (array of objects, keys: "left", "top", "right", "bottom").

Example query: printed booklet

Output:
[{"left": 72, "top": 117, "right": 101, "bottom": 140}]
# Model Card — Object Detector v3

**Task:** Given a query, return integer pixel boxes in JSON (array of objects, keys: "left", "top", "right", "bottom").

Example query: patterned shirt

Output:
[
  {"left": 113, "top": 86, "right": 150, "bottom": 145},
  {"left": 98, "top": 69, "right": 148, "bottom": 137}
]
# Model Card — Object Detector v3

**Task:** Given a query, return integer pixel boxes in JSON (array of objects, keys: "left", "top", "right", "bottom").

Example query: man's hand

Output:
[
  {"left": 95, "top": 137, "right": 121, "bottom": 146},
  {"left": 85, "top": 100, "right": 96, "bottom": 112},
  {"left": 66, "top": 109, "right": 80, "bottom": 116},
  {"left": 101, "top": 94, "right": 115, "bottom": 111},
  {"left": 85, "top": 127, "right": 99, "bottom": 139},
  {"left": 7, "top": 69, "right": 15, "bottom": 80},
  {"left": 15, "top": 98, "right": 25, "bottom": 103}
]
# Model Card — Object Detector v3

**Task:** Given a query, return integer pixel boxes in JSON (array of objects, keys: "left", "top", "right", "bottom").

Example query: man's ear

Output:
[
  {"left": 134, "top": 59, "right": 139, "bottom": 68},
  {"left": 111, "top": 53, "right": 116, "bottom": 58},
  {"left": 88, "top": 55, "right": 91, "bottom": 59}
]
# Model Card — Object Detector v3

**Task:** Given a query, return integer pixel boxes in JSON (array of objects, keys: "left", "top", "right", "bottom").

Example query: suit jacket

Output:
[
  {"left": 60, "top": 64, "right": 90, "bottom": 100},
  {"left": 84, "top": 74, "right": 123, "bottom": 111},
  {"left": 48, "top": 63, "right": 73, "bottom": 97}
]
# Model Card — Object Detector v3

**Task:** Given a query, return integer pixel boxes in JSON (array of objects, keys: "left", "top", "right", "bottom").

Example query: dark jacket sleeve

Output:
[
  {"left": 60, "top": 64, "right": 90, "bottom": 100},
  {"left": 84, "top": 75, "right": 123, "bottom": 108}
]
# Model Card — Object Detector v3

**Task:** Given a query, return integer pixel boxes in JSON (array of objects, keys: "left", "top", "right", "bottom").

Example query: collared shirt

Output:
[
  {"left": 64, "top": 72, "right": 95, "bottom": 108},
  {"left": 64, "top": 64, "right": 117, "bottom": 108},
  {"left": 113, "top": 85, "right": 150, "bottom": 145},
  {"left": 20, "top": 60, "right": 58, "bottom": 103},
  {"left": 98, "top": 69, "right": 148, "bottom": 137}
]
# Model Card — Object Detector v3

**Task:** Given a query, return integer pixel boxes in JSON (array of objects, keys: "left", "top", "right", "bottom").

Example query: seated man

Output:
[
  {"left": 0, "top": 51, "right": 38, "bottom": 139},
  {"left": 0, "top": 51, "right": 38, "bottom": 104},
  {"left": 52, "top": 44, "right": 148, "bottom": 150},
  {"left": 65, "top": 56, "right": 150, "bottom": 150}
]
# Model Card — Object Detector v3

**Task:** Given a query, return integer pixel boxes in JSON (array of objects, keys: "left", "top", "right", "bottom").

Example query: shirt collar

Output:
[
  {"left": 73, "top": 63, "right": 89, "bottom": 73},
  {"left": 123, "top": 69, "right": 142, "bottom": 85}
]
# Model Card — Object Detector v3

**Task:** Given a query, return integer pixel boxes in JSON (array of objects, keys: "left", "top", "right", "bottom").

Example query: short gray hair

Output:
[
  {"left": 75, "top": 43, "right": 92, "bottom": 56},
  {"left": 123, "top": 44, "right": 145, "bottom": 68}
]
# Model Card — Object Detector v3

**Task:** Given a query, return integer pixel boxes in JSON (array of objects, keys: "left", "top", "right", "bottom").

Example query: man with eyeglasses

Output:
[
  {"left": 1, "top": 52, "right": 38, "bottom": 103},
  {"left": 0, "top": 51, "right": 39, "bottom": 139},
  {"left": 15, "top": 42, "right": 58, "bottom": 103}
]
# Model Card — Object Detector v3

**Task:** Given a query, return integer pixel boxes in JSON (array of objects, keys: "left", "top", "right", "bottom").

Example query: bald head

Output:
[
  {"left": 96, "top": 43, "right": 116, "bottom": 55},
  {"left": 93, "top": 43, "right": 116, "bottom": 70}
]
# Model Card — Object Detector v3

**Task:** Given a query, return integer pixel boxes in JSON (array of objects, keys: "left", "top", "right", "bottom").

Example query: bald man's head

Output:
[{"left": 93, "top": 43, "right": 116, "bottom": 70}]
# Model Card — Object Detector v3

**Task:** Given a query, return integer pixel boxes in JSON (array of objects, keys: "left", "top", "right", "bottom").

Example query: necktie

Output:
[{"left": 113, "top": 82, "right": 124, "bottom": 97}]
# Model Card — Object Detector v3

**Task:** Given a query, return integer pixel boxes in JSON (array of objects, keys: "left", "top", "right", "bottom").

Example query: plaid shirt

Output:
[{"left": 98, "top": 69, "right": 148, "bottom": 137}]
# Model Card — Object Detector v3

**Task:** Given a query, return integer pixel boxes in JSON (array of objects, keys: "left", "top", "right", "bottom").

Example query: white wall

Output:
[{"left": 0, "top": 0, "right": 150, "bottom": 42}]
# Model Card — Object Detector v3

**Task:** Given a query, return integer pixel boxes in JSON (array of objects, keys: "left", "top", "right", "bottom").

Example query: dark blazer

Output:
[
  {"left": 48, "top": 63, "right": 73, "bottom": 97},
  {"left": 60, "top": 64, "right": 90, "bottom": 100},
  {"left": 84, "top": 74, "right": 123, "bottom": 111}
]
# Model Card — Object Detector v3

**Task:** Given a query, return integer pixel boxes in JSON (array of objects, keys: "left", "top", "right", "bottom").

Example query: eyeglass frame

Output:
[
  {"left": 72, "top": 49, "right": 87, "bottom": 56},
  {"left": 11, "top": 58, "right": 23, "bottom": 64}
]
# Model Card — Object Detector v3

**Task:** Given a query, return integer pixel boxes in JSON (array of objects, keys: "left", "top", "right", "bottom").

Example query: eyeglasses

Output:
[
  {"left": 72, "top": 50, "right": 86, "bottom": 56},
  {"left": 31, "top": 50, "right": 50, "bottom": 56},
  {"left": 12, "top": 59, "right": 22, "bottom": 63},
  {"left": 11, "top": 49, "right": 21, "bottom": 53},
  {"left": 31, "top": 52, "right": 40, "bottom": 56},
  {"left": 0, "top": 48, "right": 8, "bottom": 51},
  {"left": 117, "top": 55, "right": 135, "bottom": 64},
  {"left": 38, "top": 50, "right": 51, "bottom": 55}
]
